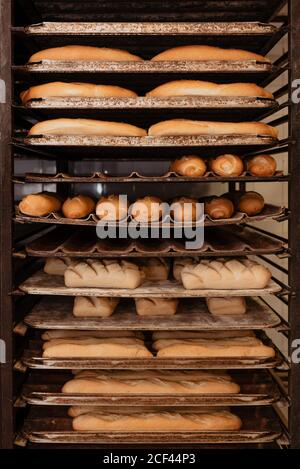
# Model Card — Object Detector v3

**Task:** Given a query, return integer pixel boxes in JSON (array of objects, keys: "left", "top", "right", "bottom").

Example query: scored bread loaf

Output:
[
  {"left": 42, "top": 330, "right": 143, "bottom": 340},
  {"left": 206, "top": 297, "right": 247, "bottom": 315},
  {"left": 28, "top": 45, "right": 143, "bottom": 63},
  {"left": 146, "top": 80, "right": 273, "bottom": 99},
  {"left": 64, "top": 259, "right": 145, "bottom": 289},
  {"left": 139, "top": 258, "right": 170, "bottom": 281},
  {"left": 71, "top": 409, "right": 242, "bottom": 431},
  {"left": 148, "top": 119, "right": 278, "bottom": 138},
  {"left": 18, "top": 192, "right": 62, "bottom": 217},
  {"left": 62, "top": 195, "right": 95, "bottom": 219},
  {"left": 135, "top": 298, "right": 179, "bottom": 316},
  {"left": 152, "top": 330, "right": 254, "bottom": 341},
  {"left": 96, "top": 194, "right": 128, "bottom": 221},
  {"left": 181, "top": 259, "right": 271, "bottom": 290},
  {"left": 173, "top": 258, "right": 198, "bottom": 282},
  {"left": 170, "top": 155, "right": 207, "bottom": 177},
  {"left": 28, "top": 118, "right": 146, "bottom": 137},
  {"left": 44, "top": 257, "right": 73, "bottom": 276},
  {"left": 20, "top": 82, "right": 138, "bottom": 104},
  {"left": 151, "top": 45, "right": 270, "bottom": 63},
  {"left": 72, "top": 297, "right": 119, "bottom": 317},
  {"left": 210, "top": 154, "right": 244, "bottom": 177}
]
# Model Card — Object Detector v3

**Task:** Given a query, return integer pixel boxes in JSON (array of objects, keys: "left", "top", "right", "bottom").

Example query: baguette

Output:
[
  {"left": 135, "top": 298, "right": 178, "bottom": 316},
  {"left": 28, "top": 118, "right": 146, "bottom": 137},
  {"left": 152, "top": 330, "right": 254, "bottom": 341},
  {"left": 73, "top": 297, "right": 119, "bottom": 317},
  {"left": 18, "top": 192, "right": 62, "bottom": 217},
  {"left": 62, "top": 195, "right": 95, "bottom": 219},
  {"left": 29, "top": 45, "right": 142, "bottom": 63},
  {"left": 44, "top": 257, "right": 73, "bottom": 276},
  {"left": 42, "top": 330, "right": 142, "bottom": 340}
]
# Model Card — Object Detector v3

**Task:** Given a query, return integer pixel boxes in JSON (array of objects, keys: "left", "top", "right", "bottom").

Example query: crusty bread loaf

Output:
[
  {"left": 204, "top": 197, "right": 234, "bottom": 220},
  {"left": 20, "top": 82, "right": 137, "bottom": 104},
  {"left": 181, "top": 259, "right": 271, "bottom": 290},
  {"left": 135, "top": 298, "right": 178, "bottom": 316},
  {"left": 246, "top": 154, "right": 277, "bottom": 177},
  {"left": 62, "top": 195, "right": 95, "bottom": 219},
  {"left": 171, "top": 197, "right": 201, "bottom": 222},
  {"left": 42, "top": 330, "right": 142, "bottom": 340},
  {"left": 154, "top": 336, "right": 275, "bottom": 358},
  {"left": 170, "top": 155, "right": 207, "bottom": 177},
  {"left": 28, "top": 118, "right": 146, "bottom": 137},
  {"left": 71, "top": 410, "right": 242, "bottom": 431},
  {"left": 206, "top": 297, "right": 247, "bottom": 315},
  {"left": 73, "top": 297, "right": 119, "bottom": 317},
  {"left": 64, "top": 259, "right": 145, "bottom": 289},
  {"left": 146, "top": 80, "right": 273, "bottom": 99},
  {"left": 44, "top": 257, "right": 73, "bottom": 276},
  {"left": 18, "top": 192, "right": 62, "bottom": 217},
  {"left": 173, "top": 258, "right": 198, "bottom": 282},
  {"left": 148, "top": 119, "right": 278, "bottom": 138},
  {"left": 210, "top": 154, "right": 244, "bottom": 177},
  {"left": 151, "top": 45, "right": 270, "bottom": 63},
  {"left": 152, "top": 330, "right": 254, "bottom": 341},
  {"left": 140, "top": 258, "right": 170, "bottom": 281},
  {"left": 29, "top": 45, "right": 142, "bottom": 63},
  {"left": 42, "top": 337, "right": 152, "bottom": 358},
  {"left": 130, "top": 196, "right": 164, "bottom": 222},
  {"left": 238, "top": 191, "right": 265, "bottom": 216},
  {"left": 96, "top": 194, "right": 128, "bottom": 221}
]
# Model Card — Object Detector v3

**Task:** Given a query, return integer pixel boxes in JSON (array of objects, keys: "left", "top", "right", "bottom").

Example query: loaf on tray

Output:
[
  {"left": 62, "top": 195, "right": 95, "bottom": 219},
  {"left": 42, "top": 330, "right": 143, "bottom": 340},
  {"left": 170, "top": 155, "right": 207, "bottom": 177},
  {"left": 18, "top": 192, "right": 62, "bottom": 217},
  {"left": 72, "top": 297, "right": 120, "bottom": 317},
  {"left": 44, "top": 257, "right": 73, "bottom": 276},
  {"left": 206, "top": 297, "right": 247, "bottom": 315},
  {"left": 135, "top": 298, "right": 179, "bottom": 316}
]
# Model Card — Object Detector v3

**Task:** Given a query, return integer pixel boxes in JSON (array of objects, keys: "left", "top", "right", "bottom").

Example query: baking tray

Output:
[
  {"left": 20, "top": 407, "right": 282, "bottom": 444},
  {"left": 21, "top": 370, "right": 281, "bottom": 407},
  {"left": 25, "top": 226, "right": 286, "bottom": 258},
  {"left": 23, "top": 297, "right": 281, "bottom": 331},
  {"left": 18, "top": 270, "right": 282, "bottom": 298},
  {"left": 14, "top": 204, "right": 285, "bottom": 227}
]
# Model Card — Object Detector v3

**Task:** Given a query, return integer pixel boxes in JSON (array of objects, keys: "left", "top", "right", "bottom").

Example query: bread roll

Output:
[
  {"left": 146, "top": 80, "right": 273, "bottom": 99},
  {"left": 42, "top": 330, "right": 142, "bottom": 340},
  {"left": 170, "top": 155, "right": 207, "bottom": 177},
  {"left": 71, "top": 410, "right": 242, "bottom": 431},
  {"left": 151, "top": 45, "right": 270, "bottom": 63},
  {"left": 130, "top": 196, "right": 164, "bottom": 222},
  {"left": 28, "top": 118, "right": 146, "bottom": 137},
  {"left": 206, "top": 297, "right": 247, "bottom": 315},
  {"left": 210, "top": 154, "right": 244, "bottom": 177},
  {"left": 152, "top": 330, "right": 254, "bottom": 341},
  {"left": 64, "top": 259, "right": 145, "bottom": 289},
  {"left": 96, "top": 195, "right": 128, "bottom": 221},
  {"left": 246, "top": 154, "right": 277, "bottom": 177},
  {"left": 154, "top": 336, "right": 275, "bottom": 358},
  {"left": 148, "top": 119, "right": 278, "bottom": 138},
  {"left": 204, "top": 197, "right": 234, "bottom": 220},
  {"left": 73, "top": 297, "right": 119, "bottom": 317},
  {"left": 171, "top": 197, "right": 201, "bottom": 222},
  {"left": 29, "top": 45, "right": 142, "bottom": 63},
  {"left": 173, "top": 258, "right": 198, "bottom": 282},
  {"left": 44, "top": 257, "right": 73, "bottom": 276},
  {"left": 20, "top": 82, "right": 137, "bottom": 104},
  {"left": 181, "top": 259, "right": 271, "bottom": 290},
  {"left": 135, "top": 298, "right": 178, "bottom": 316},
  {"left": 238, "top": 191, "right": 265, "bottom": 215},
  {"left": 140, "top": 258, "right": 170, "bottom": 281},
  {"left": 18, "top": 192, "right": 62, "bottom": 217},
  {"left": 42, "top": 337, "right": 152, "bottom": 358},
  {"left": 62, "top": 195, "right": 95, "bottom": 219}
]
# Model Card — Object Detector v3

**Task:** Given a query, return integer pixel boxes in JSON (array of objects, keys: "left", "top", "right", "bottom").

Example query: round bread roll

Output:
[
  {"left": 204, "top": 197, "right": 234, "bottom": 220},
  {"left": 28, "top": 45, "right": 142, "bottom": 63},
  {"left": 210, "top": 154, "right": 244, "bottom": 177},
  {"left": 20, "top": 82, "right": 137, "bottom": 104},
  {"left": 237, "top": 191, "right": 265, "bottom": 215},
  {"left": 171, "top": 197, "right": 200, "bottom": 222},
  {"left": 246, "top": 154, "right": 277, "bottom": 176},
  {"left": 170, "top": 155, "right": 207, "bottom": 177},
  {"left": 130, "top": 196, "right": 164, "bottom": 222},
  {"left": 146, "top": 80, "right": 273, "bottom": 99},
  {"left": 62, "top": 195, "right": 95, "bottom": 219},
  {"left": 96, "top": 195, "right": 128, "bottom": 221},
  {"left": 18, "top": 192, "right": 62, "bottom": 217},
  {"left": 148, "top": 119, "right": 278, "bottom": 138},
  {"left": 28, "top": 118, "right": 146, "bottom": 137}
]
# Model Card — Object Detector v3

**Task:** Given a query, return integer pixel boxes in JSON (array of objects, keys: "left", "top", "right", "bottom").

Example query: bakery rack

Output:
[{"left": 1, "top": 0, "right": 299, "bottom": 450}]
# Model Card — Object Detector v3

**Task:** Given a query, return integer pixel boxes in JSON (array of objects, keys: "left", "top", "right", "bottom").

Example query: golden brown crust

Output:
[
  {"left": 204, "top": 197, "right": 234, "bottom": 220},
  {"left": 210, "top": 154, "right": 244, "bottom": 177},
  {"left": 170, "top": 155, "right": 207, "bottom": 177},
  {"left": 130, "top": 196, "right": 164, "bottom": 222},
  {"left": 62, "top": 195, "right": 95, "bottom": 219},
  {"left": 237, "top": 191, "right": 265, "bottom": 215},
  {"left": 246, "top": 154, "right": 277, "bottom": 176},
  {"left": 18, "top": 192, "right": 62, "bottom": 217},
  {"left": 171, "top": 197, "right": 200, "bottom": 222},
  {"left": 96, "top": 194, "right": 129, "bottom": 221}
]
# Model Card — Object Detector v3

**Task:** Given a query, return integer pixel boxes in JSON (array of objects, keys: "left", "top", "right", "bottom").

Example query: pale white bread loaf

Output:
[
  {"left": 173, "top": 258, "right": 198, "bottom": 282},
  {"left": 28, "top": 118, "right": 146, "bottom": 137},
  {"left": 154, "top": 336, "right": 275, "bottom": 358},
  {"left": 42, "top": 337, "right": 152, "bottom": 358},
  {"left": 152, "top": 330, "right": 254, "bottom": 341},
  {"left": 135, "top": 298, "right": 178, "bottom": 316},
  {"left": 72, "top": 297, "right": 119, "bottom": 317},
  {"left": 62, "top": 374, "right": 240, "bottom": 394},
  {"left": 28, "top": 45, "right": 143, "bottom": 63},
  {"left": 41, "top": 330, "right": 143, "bottom": 340},
  {"left": 151, "top": 45, "right": 270, "bottom": 63},
  {"left": 148, "top": 119, "right": 278, "bottom": 138},
  {"left": 44, "top": 257, "right": 73, "bottom": 276},
  {"left": 181, "top": 259, "right": 271, "bottom": 290},
  {"left": 206, "top": 297, "right": 247, "bottom": 315},
  {"left": 71, "top": 410, "right": 242, "bottom": 431},
  {"left": 64, "top": 259, "right": 145, "bottom": 289},
  {"left": 20, "top": 81, "right": 137, "bottom": 104},
  {"left": 140, "top": 258, "right": 170, "bottom": 281},
  {"left": 146, "top": 80, "right": 273, "bottom": 99},
  {"left": 18, "top": 192, "right": 62, "bottom": 217}
]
